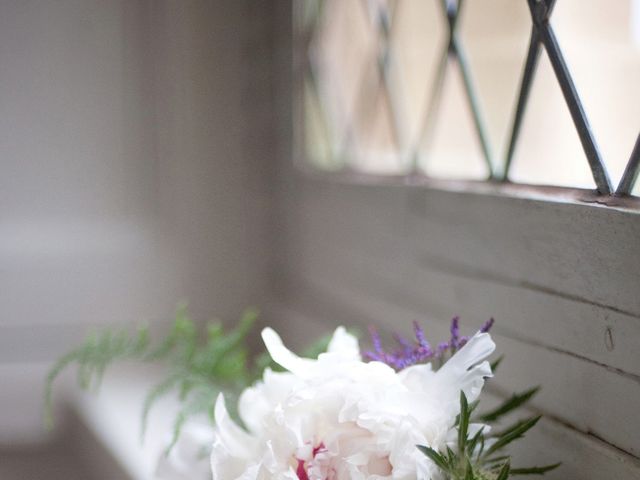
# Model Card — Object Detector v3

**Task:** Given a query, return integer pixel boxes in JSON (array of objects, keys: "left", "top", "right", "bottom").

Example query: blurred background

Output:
[
  {"left": 1, "top": 1, "right": 639, "bottom": 479},
  {"left": 0, "top": 1, "right": 275, "bottom": 478}
]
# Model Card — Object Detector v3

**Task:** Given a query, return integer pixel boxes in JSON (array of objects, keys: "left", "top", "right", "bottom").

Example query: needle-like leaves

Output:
[
  {"left": 484, "top": 416, "right": 541, "bottom": 458},
  {"left": 466, "top": 426, "right": 484, "bottom": 457},
  {"left": 510, "top": 463, "right": 561, "bottom": 475},
  {"left": 490, "top": 355, "right": 504, "bottom": 373},
  {"left": 417, "top": 388, "right": 555, "bottom": 479},
  {"left": 496, "top": 461, "right": 511, "bottom": 480},
  {"left": 478, "top": 387, "right": 540, "bottom": 423},
  {"left": 458, "top": 391, "right": 470, "bottom": 455},
  {"left": 417, "top": 445, "right": 450, "bottom": 473}
]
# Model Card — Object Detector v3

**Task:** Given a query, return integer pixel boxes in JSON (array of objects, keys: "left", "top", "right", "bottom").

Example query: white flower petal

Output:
[
  {"left": 397, "top": 364, "right": 434, "bottom": 391},
  {"left": 239, "top": 368, "right": 298, "bottom": 435},
  {"left": 261, "top": 327, "right": 316, "bottom": 377},
  {"left": 155, "top": 421, "right": 213, "bottom": 480},
  {"left": 448, "top": 332, "right": 496, "bottom": 372},
  {"left": 210, "top": 327, "right": 497, "bottom": 480},
  {"left": 436, "top": 332, "right": 495, "bottom": 402},
  {"left": 211, "top": 436, "right": 254, "bottom": 480},
  {"left": 214, "top": 394, "right": 258, "bottom": 459},
  {"left": 327, "top": 326, "right": 361, "bottom": 361}
]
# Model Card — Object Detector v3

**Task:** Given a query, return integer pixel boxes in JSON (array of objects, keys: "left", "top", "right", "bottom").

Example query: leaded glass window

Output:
[{"left": 295, "top": 0, "right": 640, "bottom": 197}]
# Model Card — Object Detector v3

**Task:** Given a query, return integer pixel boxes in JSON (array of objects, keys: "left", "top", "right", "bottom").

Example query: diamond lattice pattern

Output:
[{"left": 298, "top": 0, "right": 640, "bottom": 196}]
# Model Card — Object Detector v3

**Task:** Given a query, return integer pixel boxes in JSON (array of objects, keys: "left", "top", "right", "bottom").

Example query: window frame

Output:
[
  {"left": 274, "top": 2, "right": 640, "bottom": 476},
  {"left": 292, "top": 0, "right": 640, "bottom": 200}
]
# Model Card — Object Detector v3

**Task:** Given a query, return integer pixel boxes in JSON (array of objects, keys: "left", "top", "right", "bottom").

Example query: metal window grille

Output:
[{"left": 295, "top": 0, "right": 640, "bottom": 198}]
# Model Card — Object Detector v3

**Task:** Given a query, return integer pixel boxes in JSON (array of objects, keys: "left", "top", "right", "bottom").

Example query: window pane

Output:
[
  {"left": 550, "top": 0, "right": 640, "bottom": 188},
  {"left": 299, "top": 0, "right": 640, "bottom": 194},
  {"left": 509, "top": 49, "right": 595, "bottom": 188}
]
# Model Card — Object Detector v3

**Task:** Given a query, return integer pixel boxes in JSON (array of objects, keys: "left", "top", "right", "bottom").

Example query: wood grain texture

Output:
[
  {"left": 267, "top": 302, "right": 640, "bottom": 479},
  {"left": 483, "top": 391, "right": 640, "bottom": 480},
  {"left": 276, "top": 264, "right": 640, "bottom": 454},
  {"left": 270, "top": 174, "right": 640, "bottom": 468},
  {"left": 406, "top": 188, "right": 640, "bottom": 318},
  {"left": 271, "top": 1, "right": 640, "bottom": 475}
]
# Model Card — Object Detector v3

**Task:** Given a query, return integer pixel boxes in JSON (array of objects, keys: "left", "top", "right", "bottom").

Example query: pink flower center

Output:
[
  {"left": 295, "top": 442, "right": 326, "bottom": 480},
  {"left": 296, "top": 459, "right": 310, "bottom": 480}
]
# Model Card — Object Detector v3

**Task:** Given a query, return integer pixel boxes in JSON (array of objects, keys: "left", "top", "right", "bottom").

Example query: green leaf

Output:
[
  {"left": 510, "top": 463, "right": 561, "bottom": 475},
  {"left": 45, "top": 305, "right": 359, "bottom": 455},
  {"left": 44, "top": 324, "right": 153, "bottom": 429},
  {"left": 477, "top": 435, "right": 485, "bottom": 460},
  {"left": 458, "top": 391, "right": 470, "bottom": 455},
  {"left": 165, "top": 386, "right": 221, "bottom": 454},
  {"left": 478, "top": 387, "right": 540, "bottom": 423},
  {"left": 44, "top": 350, "right": 81, "bottom": 430},
  {"left": 490, "top": 355, "right": 504, "bottom": 373},
  {"left": 496, "top": 461, "right": 510, "bottom": 480},
  {"left": 140, "top": 374, "right": 183, "bottom": 441},
  {"left": 417, "top": 445, "right": 450, "bottom": 473},
  {"left": 44, "top": 305, "right": 258, "bottom": 447},
  {"left": 466, "top": 426, "right": 484, "bottom": 456},
  {"left": 463, "top": 458, "right": 475, "bottom": 480},
  {"left": 484, "top": 416, "right": 541, "bottom": 458},
  {"left": 484, "top": 455, "right": 511, "bottom": 466},
  {"left": 445, "top": 445, "right": 457, "bottom": 469}
]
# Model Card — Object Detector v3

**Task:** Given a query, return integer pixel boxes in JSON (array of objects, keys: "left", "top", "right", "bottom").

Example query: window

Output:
[
  {"left": 276, "top": 2, "right": 640, "bottom": 476},
  {"left": 295, "top": 0, "right": 640, "bottom": 196}
]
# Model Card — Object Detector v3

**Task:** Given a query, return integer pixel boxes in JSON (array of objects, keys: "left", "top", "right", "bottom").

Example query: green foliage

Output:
[
  {"left": 47, "top": 310, "right": 556, "bottom": 475},
  {"left": 490, "top": 355, "right": 504, "bottom": 373},
  {"left": 44, "top": 325, "right": 151, "bottom": 429},
  {"left": 45, "top": 307, "right": 358, "bottom": 453},
  {"left": 509, "top": 464, "right": 562, "bottom": 476},
  {"left": 417, "top": 391, "right": 560, "bottom": 479},
  {"left": 478, "top": 388, "right": 540, "bottom": 424},
  {"left": 45, "top": 305, "right": 259, "bottom": 448}
]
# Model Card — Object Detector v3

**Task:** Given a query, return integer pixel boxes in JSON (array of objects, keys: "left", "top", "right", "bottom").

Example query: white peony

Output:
[{"left": 208, "top": 326, "right": 495, "bottom": 480}]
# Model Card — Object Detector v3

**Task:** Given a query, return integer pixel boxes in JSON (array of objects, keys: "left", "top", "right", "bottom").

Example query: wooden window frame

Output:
[{"left": 271, "top": 3, "right": 640, "bottom": 477}]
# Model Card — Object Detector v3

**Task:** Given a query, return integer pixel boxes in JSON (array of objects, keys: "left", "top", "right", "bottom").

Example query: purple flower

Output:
[
  {"left": 363, "top": 317, "right": 494, "bottom": 371},
  {"left": 480, "top": 317, "right": 495, "bottom": 333},
  {"left": 450, "top": 316, "right": 461, "bottom": 349}
]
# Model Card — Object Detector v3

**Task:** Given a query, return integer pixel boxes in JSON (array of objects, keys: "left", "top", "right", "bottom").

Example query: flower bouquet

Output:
[{"left": 46, "top": 308, "right": 558, "bottom": 479}]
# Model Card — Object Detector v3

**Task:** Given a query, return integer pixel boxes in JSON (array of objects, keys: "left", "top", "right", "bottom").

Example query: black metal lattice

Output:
[{"left": 298, "top": 0, "right": 640, "bottom": 197}]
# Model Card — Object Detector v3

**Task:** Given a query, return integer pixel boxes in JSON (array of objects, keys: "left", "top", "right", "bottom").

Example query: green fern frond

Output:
[
  {"left": 165, "top": 384, "right": 223, "bottom": 454},
  {"left": 44, "top": 324, "right": 151, "bottom": 429},
  {"left": 44, "top": 306, "right": 258, "bottom": 448},
  {"left": 140, "top": 373, "right": 184, "bottom": 442}
]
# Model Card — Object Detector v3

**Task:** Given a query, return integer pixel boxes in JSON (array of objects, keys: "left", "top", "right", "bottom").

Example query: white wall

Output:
[{"left": 0, "top": 0, "right": 273, "bottom": 444}]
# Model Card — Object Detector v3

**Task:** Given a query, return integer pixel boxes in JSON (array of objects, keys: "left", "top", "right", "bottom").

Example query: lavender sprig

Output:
[{"left": 363, "top": 317, "right": 494, "bottom": 370}]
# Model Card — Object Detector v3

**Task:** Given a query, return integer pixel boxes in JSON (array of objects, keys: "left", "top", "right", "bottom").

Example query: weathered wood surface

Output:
[
  {"left": 268, "top": 300, "right": 640, "bottom": 479},
  {"left": 270, "top": 175, "right": 640, "bottom": 475},
  {"left": 272, "top": 2, "right": 640, "bottom": 475}
]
